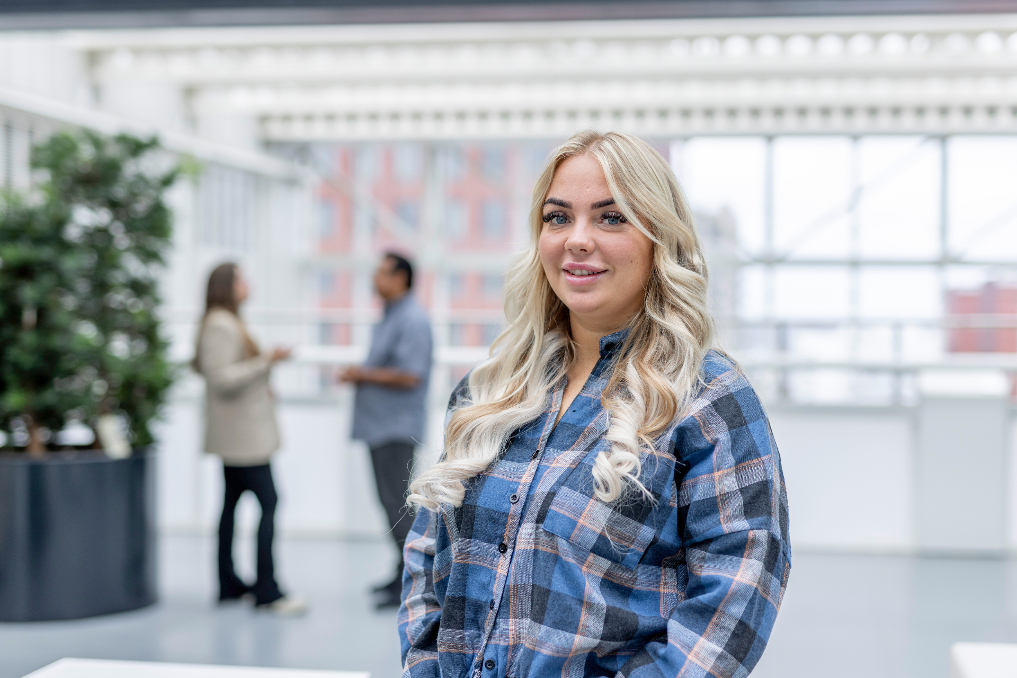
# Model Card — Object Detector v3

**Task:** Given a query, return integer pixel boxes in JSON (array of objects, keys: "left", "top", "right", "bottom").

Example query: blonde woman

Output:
[
  {"left": 399, "top": 132, "right": 790, "bottom": 678},
  {"left": 195, "top": 263, "right": 306, "bottom": 616}
]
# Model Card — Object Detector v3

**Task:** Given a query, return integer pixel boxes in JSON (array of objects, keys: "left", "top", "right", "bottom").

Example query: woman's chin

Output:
[{"left": 565, "top": 303, "right": 623, "bottom": 326}]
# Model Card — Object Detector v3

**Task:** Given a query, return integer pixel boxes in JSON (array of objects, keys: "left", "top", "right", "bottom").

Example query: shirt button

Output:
[
  {"left": 498, "top": 542, "right": 507, "bottom": 554},
  {"left": 509, "top": 494, "right": 518, "bottom": 504},
  {"left": 531, "top": 449, "right": 539, "bottom": 459},
  {"left": 485, "top": 660, "right": 495, "bottom": 670}
]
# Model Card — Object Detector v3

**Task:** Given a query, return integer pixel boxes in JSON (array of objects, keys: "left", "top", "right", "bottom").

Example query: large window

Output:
[{"left": 306, "top": 135, "right": 1017, "bottom": 405}]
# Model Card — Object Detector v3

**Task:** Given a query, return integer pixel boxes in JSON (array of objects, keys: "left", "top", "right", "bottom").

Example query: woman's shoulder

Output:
[
  {"left": 447, "top": 372, "right": 473, "bottom": 412},
  {"left": 700, "top": 348, "right": 740, "bottom": 383},
  {"left": 204, "top": 308, "right": 240, "bottom": 327},
  {"left": 201, "top": 309, "right": 243, "bottom": 339},
  {"left": 687, "top": 349, "right": 766, "bottom": 424}
]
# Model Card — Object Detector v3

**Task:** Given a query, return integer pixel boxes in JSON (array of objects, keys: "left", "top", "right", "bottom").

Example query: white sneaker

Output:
[{"left": 257, "top": 594, "right": 308, "bottom": 617}]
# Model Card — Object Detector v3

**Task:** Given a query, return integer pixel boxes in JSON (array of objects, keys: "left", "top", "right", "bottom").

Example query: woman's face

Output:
[
  {"left": 538, "top": 154, "right": 654, "bottom": 335},
  {"left": 232, "top": 268, "right": 250, "bottom": 305}
]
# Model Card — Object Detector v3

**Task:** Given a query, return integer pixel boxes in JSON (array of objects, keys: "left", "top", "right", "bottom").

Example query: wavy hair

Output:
[{"left": 408, "top": 131, "right": 716, "bottom": 510}]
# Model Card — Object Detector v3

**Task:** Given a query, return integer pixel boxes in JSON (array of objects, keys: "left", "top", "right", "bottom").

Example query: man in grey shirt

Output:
[{"left": 340, "top": 252, "right": 432, "bottom": 609}]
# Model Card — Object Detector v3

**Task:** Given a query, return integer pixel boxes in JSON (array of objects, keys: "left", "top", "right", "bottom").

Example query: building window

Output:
[
  {"left": 394, "top": 144, "right": 423, "bottom": 183},
  {"left": 318, "top": 322, "right": 334, "bottom": 345},
  {"left": 447, "top": 273, "right": 465, "bottom": 300},
  {"left": 317, "top": 200, "right": 336, "bottom": 239},
  {"left": 444, "top": 200, "right": 468, "bottom": 240},
  {"left": 395, "top": 200, "right": 420, "bottom": 230},
  {"left": 319, "top": 271, "right": 335, "bottom": 296},
  {"left": 481, "top": 200, "right": 505, "bottom": 239},
  {"left": 440, "top": 146, "right": 466, "bottom": 181},
  {"left": 481, "top": 146, "right": 506, "bottom": 181},
  {"left": 483, "top": 323, "right": 502, "bottom": 345},
  {"left": 355, "top": 146, "right": 378, "bottom": 183},
  {"left": 481, "top": 273, "right": 503, "bottom": 298}
]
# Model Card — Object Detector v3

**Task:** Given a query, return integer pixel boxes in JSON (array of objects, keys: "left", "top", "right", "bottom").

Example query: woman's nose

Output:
[{"left": 565, "top": 219, "right": 594, "bottom": 253}]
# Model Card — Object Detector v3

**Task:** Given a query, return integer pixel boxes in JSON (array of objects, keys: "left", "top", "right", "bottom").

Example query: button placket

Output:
[{"left": 479, "top": 392, "right": 558, "bottom": 675}]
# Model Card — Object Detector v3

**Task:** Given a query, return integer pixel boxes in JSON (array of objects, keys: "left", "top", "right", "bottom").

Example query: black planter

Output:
[{"left": 0, "top": 448, "right": 156, "bottom": 621}]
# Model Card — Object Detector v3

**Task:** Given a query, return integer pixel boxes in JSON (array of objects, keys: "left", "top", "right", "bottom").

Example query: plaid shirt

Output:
[{"left": 399, "top": 331, "right": 791, "bottom": 678}]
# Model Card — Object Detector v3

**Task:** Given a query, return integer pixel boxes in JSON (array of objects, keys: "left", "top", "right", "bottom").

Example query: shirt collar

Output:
[
  {"left": 383, "top": 292, "right": 412, "bottom": 315},
  {"left": 598, "top": 327, "right": 630, "bottom": 360}
]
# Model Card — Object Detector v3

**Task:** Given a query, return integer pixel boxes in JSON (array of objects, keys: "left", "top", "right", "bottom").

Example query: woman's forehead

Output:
[{"left": 547, "top": 155, "right": 612, "bottom": 201}]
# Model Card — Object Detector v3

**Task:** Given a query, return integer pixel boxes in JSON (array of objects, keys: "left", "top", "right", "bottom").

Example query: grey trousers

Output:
[{"left": 368, "top": 440, "right": 416, "bottom": 577}]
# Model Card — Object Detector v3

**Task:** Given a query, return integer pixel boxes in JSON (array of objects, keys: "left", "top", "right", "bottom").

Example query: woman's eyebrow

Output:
[
  {"left": 543, "top": 197, "right": 571, "bottom": 208},
  {"left": 591, "top": 198, "right": 616, "bottom": 209}
]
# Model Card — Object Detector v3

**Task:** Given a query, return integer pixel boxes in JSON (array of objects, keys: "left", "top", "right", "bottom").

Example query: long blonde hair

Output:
[{"left": 408, "top": 131, "right": 715, "bottom": 510}]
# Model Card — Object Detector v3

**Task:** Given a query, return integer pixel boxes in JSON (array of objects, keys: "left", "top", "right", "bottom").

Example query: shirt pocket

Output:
[{"left": 539, "top": 452, "right": 659, "bottom": 570}]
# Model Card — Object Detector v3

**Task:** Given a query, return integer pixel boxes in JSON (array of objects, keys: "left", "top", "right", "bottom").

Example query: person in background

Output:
[
  {"left": 340, "top": 252, "right": 433, "bottom": 610},
  {"left": 194, "top": 262, "right": 307, "bottom": 616}
]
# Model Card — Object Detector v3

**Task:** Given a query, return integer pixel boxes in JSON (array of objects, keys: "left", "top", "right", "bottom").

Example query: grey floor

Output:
[{"left": 4, "top": 538, "right": 1017, "bottom": 678}]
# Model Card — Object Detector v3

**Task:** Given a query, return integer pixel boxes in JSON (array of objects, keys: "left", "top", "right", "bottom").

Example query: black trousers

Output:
[
  {"left": 218, "top": 463, "right": 283, "bottom": 605},
  {"left": 369, "top": 441, "right": 416, "bottom": 579}
]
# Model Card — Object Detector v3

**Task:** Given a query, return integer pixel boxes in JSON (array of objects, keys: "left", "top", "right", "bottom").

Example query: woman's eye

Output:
[
  {"left": 602, "top": 212, "right": 627, "bottom": 226},
  {"left": 542, "top": 211, "right": 569, "bottom": 225}
]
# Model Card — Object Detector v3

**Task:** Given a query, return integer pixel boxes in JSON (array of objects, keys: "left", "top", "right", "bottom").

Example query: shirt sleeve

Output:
[
  {"left": 617, "top": 375, "right": 792, "bottom": 678},
  {"left": 399, "top": 508, "right": 442, "bottom": 678},
  {"left": 392, "top": 315, "right": 433, "bottom": 380},
  {"left": 198, "top": 320, "right": 272, "bottom": 397}
]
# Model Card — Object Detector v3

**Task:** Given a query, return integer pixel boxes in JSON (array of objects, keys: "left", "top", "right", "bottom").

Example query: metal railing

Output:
[{"left": 165, "top": 308, "right": 1017, "bottom": 410}]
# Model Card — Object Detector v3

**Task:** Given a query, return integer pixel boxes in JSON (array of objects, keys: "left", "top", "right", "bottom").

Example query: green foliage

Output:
[
  {"left": 0, "top": 130, "right": 180, "bottom": 450},
  {"left": 0, "top": 198, "right": 95, "bottom": 435}
]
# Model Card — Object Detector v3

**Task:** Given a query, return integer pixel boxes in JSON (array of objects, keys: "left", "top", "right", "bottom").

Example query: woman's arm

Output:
[
  {"left": 398, "top": 508, "right": 443, "bottom": 678},
  {"left": 617, "top": 376, "right": 791, "bottom": 678},
  {"left": 398, "top": 375, "right": 469, "bottom": 676},
  {"left": 198, "top": 320, "right": 272, "bottom": 396}
]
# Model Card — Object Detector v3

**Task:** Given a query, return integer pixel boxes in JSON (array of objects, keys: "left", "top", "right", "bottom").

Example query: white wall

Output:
[
  {"left": 155, "top": 392, "right": 1017, "bottom": 553},
  {"left": 770, "top": 407, "right": 916, "bottom": 552}
]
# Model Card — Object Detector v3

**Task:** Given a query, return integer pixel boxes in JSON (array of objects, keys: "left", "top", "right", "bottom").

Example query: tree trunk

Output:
[{"left": 26, "top": 422, "right": 46, "bottom": 457}]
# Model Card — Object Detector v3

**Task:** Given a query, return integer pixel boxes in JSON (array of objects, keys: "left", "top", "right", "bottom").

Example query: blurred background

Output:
[{"left": 1, "top": 1, "right": 1017, "bottom": 677}]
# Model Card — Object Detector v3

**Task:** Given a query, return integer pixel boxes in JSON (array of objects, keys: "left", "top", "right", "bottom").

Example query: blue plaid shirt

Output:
[{"left": 399, "top": 331, "right": 791, "bottom": 678}]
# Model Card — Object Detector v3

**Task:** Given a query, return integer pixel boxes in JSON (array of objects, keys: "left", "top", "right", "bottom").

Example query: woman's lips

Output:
[{"left": 562, "top": 267, "right": 607, "bottom": 285}]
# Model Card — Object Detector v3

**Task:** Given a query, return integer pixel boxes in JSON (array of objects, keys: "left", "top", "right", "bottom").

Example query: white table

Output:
[
  {"left": 23, "top": 659, "right": 370, "bottom": 678},
  {"left": 951, "top": 643, "right": 1017, "bottom": 678}
]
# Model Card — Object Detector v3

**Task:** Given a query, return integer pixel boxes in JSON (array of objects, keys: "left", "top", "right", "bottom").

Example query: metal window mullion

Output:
[
  {"left": 849, "top": 135, "right": 861, "bottom": 367},
  {"left": 939, "top": 135, "right": 950, "bottom": 362}
]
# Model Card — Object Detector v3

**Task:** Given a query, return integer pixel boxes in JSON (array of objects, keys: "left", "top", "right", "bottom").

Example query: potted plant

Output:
[{"left": 0, "top": 130, "right": 180, "bottom": 621}]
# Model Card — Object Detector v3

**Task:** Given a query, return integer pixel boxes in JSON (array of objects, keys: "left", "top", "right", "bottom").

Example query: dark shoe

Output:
[
  {"left": 218, "top": 581, "right": 253, "bottom": 604},
  {"left": 218, "top": 591, "right": 254, "bottom": 605},
  {"left": 256, "top": 594, "right": 309, "bottom": 617},
  {"left": 374, "top": 586, "right": 401, "bottom": 610}
]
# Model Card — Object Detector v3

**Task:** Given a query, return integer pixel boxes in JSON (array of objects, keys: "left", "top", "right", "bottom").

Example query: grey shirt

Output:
[{"left": 351, "top": 293, "right": 433, "bottom": 448}]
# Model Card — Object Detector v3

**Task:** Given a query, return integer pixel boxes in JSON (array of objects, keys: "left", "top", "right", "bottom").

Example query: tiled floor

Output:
[
  {"left": 0, "top": 536, "right": 404, "bottom": 678},
  {"left": 3, "top": 537, "right": 1017, "bottom": 678}
]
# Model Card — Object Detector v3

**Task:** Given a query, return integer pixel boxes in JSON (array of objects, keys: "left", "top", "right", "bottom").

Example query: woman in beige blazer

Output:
[{"left": 195, "top": 263, "right": 306, "bottom": 616}]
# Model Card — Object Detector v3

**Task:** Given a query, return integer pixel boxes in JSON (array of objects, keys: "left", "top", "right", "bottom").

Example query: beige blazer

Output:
[{"left": 197, "top": 309, "right": 280, "bottom": 466}]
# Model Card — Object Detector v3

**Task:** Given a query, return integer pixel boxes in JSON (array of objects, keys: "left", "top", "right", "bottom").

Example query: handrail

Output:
[
  {"left": 284, "top": 345, "right": 1017, "bottom": 371},
  {"left": 162, "top": 306, "right": 1017, "bottom": 329}
]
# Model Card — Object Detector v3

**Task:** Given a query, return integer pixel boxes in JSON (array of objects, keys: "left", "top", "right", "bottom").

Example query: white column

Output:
[{"left": 915, "top": 371, "right": 1010, "bottom": 553}]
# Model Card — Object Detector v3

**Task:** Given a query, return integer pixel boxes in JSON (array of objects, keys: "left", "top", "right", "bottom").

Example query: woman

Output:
[
  {"left": 399, "top": 132, "right": 790, "bottom": 677},
  {"left": 194, "top": 263, "right": 306, "bottom": 616}
]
